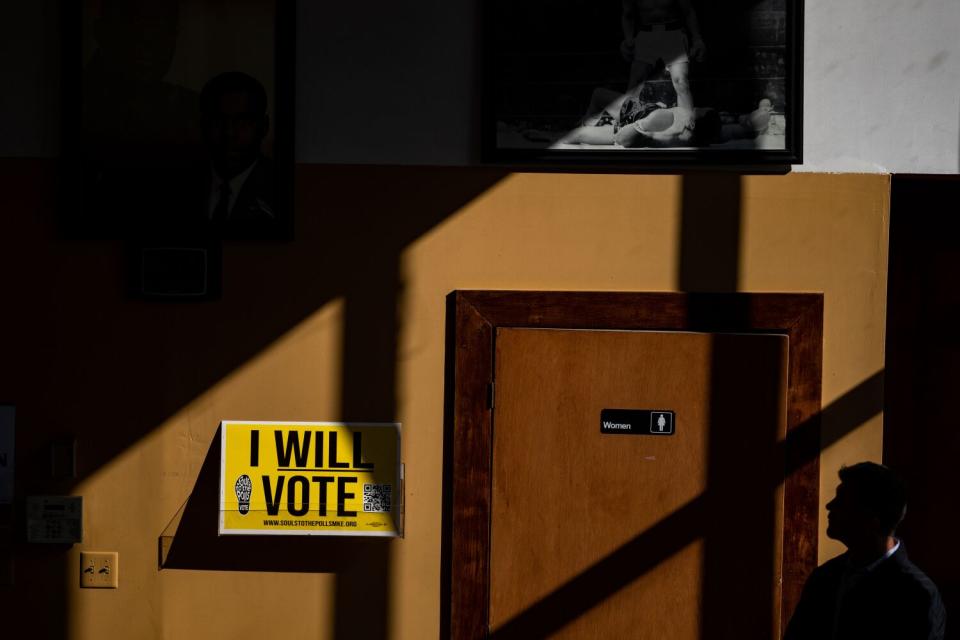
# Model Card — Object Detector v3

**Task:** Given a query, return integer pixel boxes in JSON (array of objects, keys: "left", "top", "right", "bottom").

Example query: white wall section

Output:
[{"left": 800, "top": 0, "right": 960, "bottom": 173}]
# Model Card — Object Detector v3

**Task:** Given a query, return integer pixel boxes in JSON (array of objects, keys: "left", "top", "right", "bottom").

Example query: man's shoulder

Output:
[
  {"left": 869, "top": 547, "right": 947, "bottom": 637},
  {"left": 884, "top": 548, "right": 944, "bottom": 599},
  {"left": 809, "top": 553, "right": 849, "bottom": 578},
  {"left": 793, "top": 553, "right": 848, "bottom": 599}
]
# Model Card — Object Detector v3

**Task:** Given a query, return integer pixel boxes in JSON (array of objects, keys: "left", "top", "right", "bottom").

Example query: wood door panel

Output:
[{"left": 489, "top": 329, "right": 788, "bottom": 638}]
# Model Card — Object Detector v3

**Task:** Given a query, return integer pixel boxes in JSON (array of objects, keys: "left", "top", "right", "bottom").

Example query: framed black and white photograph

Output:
[
  {"left": 484, "top": 0, "right": 803, "bottom": 167},
  {"left": 62, "top": 0, "right": 295, "bottom": 240}
]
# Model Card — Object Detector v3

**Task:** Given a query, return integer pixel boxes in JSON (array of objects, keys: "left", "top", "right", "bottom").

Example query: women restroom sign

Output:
[{"left": 219, "top": 421, "right": 401, "bottom": 536}]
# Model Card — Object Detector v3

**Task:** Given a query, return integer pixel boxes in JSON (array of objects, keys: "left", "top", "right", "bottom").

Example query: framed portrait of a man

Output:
[
  {"left": 484, "top": 0, "right": 803, "bottom": 167},
  {"left": 62, "top": 0, "right": 294, "bottom": 240}
]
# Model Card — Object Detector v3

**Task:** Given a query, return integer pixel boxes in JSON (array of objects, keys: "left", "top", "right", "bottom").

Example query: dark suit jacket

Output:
[
  {"left": 170, "top": 156, "right": 279, "bottom": 238},
  {"left": 222, "top": 156, "right": 276, "bottom": 229},
  {"left": 785, "top": 545, "right": 946, "bottom": 640}
]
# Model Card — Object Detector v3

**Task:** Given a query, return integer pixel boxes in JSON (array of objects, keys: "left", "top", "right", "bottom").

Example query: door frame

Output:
[{"left": 442, "top": 291, "right": 823, "bottom": 639}]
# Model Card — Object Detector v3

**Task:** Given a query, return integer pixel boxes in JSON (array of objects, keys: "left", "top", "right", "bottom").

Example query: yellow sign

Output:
[{"left": 219, "top": 421, "right": 401, "bottom": 536}]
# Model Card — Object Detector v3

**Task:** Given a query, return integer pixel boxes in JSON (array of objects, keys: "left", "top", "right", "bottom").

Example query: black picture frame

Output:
[
  {"left": 482, "top": 0, "right": 803, "bottom": 169},
  {"left": 60, "top": 0, "right": 296, "bottom": 241}
]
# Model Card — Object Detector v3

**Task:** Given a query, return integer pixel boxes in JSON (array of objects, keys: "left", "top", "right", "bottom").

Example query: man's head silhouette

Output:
[{"left": 826, "top": 462, "right": 906, "bottom": 557}]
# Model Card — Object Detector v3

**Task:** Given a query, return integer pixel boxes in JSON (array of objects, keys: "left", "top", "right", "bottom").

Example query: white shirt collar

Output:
[
  {"left": 864, "top": 539, "right": 900, "bottom": 572},
  {"left": 844, "top": 538, "right": 900, "bottom": 573}
]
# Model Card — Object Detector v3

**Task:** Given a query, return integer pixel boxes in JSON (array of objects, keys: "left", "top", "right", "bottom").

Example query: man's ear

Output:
[{"left": 258, "top": 115, "right": 270, "bottom": 139}]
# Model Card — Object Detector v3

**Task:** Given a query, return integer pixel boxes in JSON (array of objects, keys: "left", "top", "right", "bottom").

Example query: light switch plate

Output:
[{"left": 80, "top": 551, "right": 118, "bottom": 588}]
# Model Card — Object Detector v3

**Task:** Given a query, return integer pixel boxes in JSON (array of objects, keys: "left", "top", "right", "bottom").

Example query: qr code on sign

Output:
[{"left": 363, "top": 484, "right": 392, "bottom": 513}]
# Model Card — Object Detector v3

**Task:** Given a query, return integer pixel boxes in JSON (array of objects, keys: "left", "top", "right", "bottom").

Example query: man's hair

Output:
[
  {"left": 838, "top": 462, "right": 907, "bottom": 535},
  {"left": 200, "top": 72, "right": 268, "bottom": 118}
]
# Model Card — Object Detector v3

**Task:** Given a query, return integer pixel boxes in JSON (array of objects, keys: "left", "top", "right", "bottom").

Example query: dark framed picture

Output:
[
  {"left": 484, "top": 0, "right": 803, "bottom": 167},
  {"left": 61, "top": 0, "right": 295, "bottom": 240}
]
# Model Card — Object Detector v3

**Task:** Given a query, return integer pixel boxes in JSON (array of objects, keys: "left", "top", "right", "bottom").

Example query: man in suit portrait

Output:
[
  {"left": 200, "top": 71, "right": 276, "bottom": 235},
  {"left": 785, "top": 462, "right": 946, "bottom": 640}
]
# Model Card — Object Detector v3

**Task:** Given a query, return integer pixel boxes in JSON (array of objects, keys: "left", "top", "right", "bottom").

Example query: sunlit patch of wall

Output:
[{"left": 67, "top": 298, "right": 344, "bottom": 640}]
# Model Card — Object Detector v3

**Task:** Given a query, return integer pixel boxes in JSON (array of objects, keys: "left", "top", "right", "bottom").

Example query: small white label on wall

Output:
[{"left": 26, "top": 496, "right": 82, "bottom": 544}]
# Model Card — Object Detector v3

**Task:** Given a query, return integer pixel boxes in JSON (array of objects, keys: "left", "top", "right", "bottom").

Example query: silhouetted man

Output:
[{"left": 785, "top": 462, "right": 946, "bottom": 640}]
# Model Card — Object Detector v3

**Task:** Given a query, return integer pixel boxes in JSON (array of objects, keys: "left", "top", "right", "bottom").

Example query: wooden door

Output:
[
  {"left": 444, "top": 291, "right": 822, "bottom": 640},
  {"left": 489, "top": 329, "right": 787, "bottom": 638}
]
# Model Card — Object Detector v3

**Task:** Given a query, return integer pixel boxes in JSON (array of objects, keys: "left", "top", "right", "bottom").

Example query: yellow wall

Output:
[{"left": 2, "top": 166, "right": 889, "bottom": 639}]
